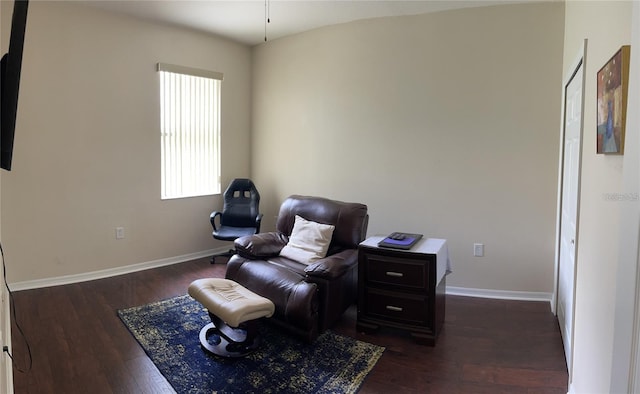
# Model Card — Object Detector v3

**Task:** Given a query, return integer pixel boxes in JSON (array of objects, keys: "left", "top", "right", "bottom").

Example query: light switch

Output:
[{"left": 474, "top": 243, "right": 484, "bottom": 257}]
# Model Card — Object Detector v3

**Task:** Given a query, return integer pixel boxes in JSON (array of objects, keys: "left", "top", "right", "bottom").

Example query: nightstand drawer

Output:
[
  {"left": 365, "top": 288, "right": 430, "bottom": 326},
  {"left": 365, "top": 255, "right": 429, "bottom": 289}
]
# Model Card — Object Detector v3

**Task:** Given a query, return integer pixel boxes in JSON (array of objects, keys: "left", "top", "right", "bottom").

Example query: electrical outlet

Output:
[
  {"left": 474, "top": 243, "right": 484, "bottom": 257},
  {"left": 115, "top": 227, "right": 125, "bottom": 240}
]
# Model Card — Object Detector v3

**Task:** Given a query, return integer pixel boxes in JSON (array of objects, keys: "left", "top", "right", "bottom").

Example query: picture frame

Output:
[{"left": 597, "top": 45, "right": 631, "bottom": 154}]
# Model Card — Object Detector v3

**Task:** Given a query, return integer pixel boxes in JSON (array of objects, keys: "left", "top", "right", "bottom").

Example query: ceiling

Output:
[{"left": 84, "top": 0, "right": 537, "bottom": 46}]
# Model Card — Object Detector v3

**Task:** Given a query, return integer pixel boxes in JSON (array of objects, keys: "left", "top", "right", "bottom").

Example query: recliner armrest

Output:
[
  {"left": 304, "top": 249, "right": 358, "bottom": 280},
  {"left": 234, "top": 232, "right": 289, "bottom": 259}
]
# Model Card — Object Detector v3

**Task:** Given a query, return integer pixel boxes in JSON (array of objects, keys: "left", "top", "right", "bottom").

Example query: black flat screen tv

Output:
[{"left": 0, "top": 0, "right": 29, "bottom": 171}]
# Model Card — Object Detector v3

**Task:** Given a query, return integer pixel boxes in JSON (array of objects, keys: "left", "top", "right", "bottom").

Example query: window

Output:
[{"left": 158, "top": 63, "right": 222, "bottom": 199}]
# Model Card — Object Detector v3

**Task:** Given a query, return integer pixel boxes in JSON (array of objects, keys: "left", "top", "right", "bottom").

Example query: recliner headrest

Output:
[{"left": 276, "top": 195, "right": 368, "bottom": 249}]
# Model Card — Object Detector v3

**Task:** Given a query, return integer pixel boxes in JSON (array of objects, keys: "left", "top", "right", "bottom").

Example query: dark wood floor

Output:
[{"left": 9, "top": 257, "right": 568, "bottom": 393}]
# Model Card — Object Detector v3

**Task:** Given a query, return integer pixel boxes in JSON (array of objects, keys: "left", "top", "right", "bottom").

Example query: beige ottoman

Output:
[{"left": 188, "top": 278, "right": 275, "bottom": 357}]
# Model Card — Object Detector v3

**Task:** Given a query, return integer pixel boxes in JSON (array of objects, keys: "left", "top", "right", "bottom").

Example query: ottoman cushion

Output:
[{"left": 188, "top": 278, "right": 275, "bottom": 327}]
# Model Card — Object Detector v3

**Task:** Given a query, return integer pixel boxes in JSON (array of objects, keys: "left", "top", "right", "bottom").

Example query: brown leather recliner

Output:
[{"left": 225, "top": 195, "right": 368, "bottom": 342}]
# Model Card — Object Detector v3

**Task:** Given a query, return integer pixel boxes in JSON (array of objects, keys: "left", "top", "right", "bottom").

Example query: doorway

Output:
[{"left": 556, "top": 42, "right": 586, "bottom": 380}]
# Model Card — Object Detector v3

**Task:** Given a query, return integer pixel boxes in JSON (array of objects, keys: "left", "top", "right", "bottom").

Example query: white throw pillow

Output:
[{"left": 279, "top": 215, "right": 335, "bottom": 264}]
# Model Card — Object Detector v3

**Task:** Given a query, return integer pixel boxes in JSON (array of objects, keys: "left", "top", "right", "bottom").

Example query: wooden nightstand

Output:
[{"left": 356, "top": 236, "right": 449, "bottom": 346}]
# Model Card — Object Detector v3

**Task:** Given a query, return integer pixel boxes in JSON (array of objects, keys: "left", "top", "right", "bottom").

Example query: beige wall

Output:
[
  {"left": 610, "top": 3, "right": 640, "bottom": 390},
  {"left": 251, "top": 2, "right": 565, "bottom": 293},
  {"left": 562, "top": 1, "right": 633, "bottom": 392},
  {"left": 0, "top": 2, "right": 252, "bottom": 283}
]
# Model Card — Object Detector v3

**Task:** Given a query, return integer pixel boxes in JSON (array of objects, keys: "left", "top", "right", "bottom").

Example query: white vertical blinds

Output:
[{"left": 158, "top": 63, "right": 222, "bottom": 199}]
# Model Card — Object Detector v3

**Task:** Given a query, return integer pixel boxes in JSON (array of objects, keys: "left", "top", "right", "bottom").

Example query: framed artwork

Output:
[{"left": 597, "top": 45, "right": 630, "bottom": 154}]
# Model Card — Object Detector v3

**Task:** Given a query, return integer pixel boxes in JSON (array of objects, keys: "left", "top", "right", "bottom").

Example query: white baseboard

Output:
[
  {"left": 8, "top": 252, "right": 556, "bottom": 312},
  {"left": 446, "top": 286, "right": 554, "bottom": 309},
  {"left": 8, "top": 247, "right": 228, "bottom": 292},
  {"left": 2, "top": 284, "right": 13, "bottom": 394}
]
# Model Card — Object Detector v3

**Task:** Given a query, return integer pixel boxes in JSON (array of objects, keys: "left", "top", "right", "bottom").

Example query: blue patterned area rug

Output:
[{"left": 118, "top": 294, "right": 384, "bottom": 394}]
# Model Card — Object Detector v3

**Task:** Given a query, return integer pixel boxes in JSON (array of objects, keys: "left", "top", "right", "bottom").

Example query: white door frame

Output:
[{"left": 553, "top": 39, "right": 587, "bottom": 387}]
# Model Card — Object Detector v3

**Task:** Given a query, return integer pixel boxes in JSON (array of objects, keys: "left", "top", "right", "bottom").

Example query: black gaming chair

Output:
[{"left": 210, "top": 178, "right": 263, "bottom": 263}]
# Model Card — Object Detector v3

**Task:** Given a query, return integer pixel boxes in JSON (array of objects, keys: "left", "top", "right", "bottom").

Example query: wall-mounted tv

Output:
[{"left": 0, "top": 0, "right": 29, "bottom": 171}]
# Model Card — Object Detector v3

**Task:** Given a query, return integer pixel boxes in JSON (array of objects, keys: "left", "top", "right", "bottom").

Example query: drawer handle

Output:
[
  {"left": 386, "top": 305, "right": 403, "bottom": 312},
  {"left": 386, "top": 271, "right": 404, "bottom": 278}
]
